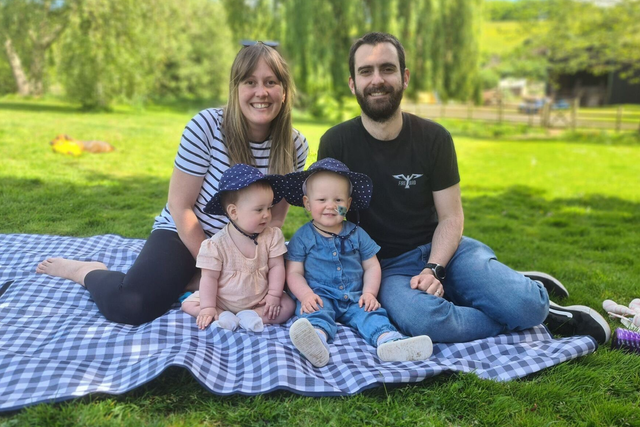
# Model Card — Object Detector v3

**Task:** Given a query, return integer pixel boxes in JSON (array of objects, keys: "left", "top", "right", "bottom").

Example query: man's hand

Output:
[
  {"left": 197, "top": 307, "right": 219, "bottom": 330},
  {"left": 359, "top": 292, "right": 381, "bottom": 312},
  {"left": 410, "top": 269, "right": 444, "bottom": 298},
  {"left": 261, "top": 294, "right": 282, "bottom": 320},
  {"left": 300, "top": 293, "right": 323, "bottom": 314}
]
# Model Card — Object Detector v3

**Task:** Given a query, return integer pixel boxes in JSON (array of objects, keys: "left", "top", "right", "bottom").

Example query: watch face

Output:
[{"left": 434, "top": 265, "right": 446, "bottom": 280}]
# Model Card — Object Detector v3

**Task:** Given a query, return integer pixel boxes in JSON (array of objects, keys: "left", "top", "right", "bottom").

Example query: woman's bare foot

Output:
[{"left": 35, "top": 258, "right": 108, "bottom": 287}]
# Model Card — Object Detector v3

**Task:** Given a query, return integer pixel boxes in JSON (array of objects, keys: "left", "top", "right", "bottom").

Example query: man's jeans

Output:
[{"left": 378, "top": 237, "right": 550, "bottom": 343}]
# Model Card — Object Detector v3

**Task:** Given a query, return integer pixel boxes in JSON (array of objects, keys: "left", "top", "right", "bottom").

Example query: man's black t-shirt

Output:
[{"left": 318, "top": 112, "right": 460, "bottom": 259}]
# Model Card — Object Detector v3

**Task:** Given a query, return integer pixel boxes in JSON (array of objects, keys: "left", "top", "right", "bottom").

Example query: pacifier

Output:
[{"left": 335, "top": 206, "right": 348, "bottom": 216}]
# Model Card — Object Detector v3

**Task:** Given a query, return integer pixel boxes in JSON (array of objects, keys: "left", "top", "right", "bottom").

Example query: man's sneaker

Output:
[
  {"left": 544, "top": 302, "right": 611, "bottom": 345},
  {"left": 520, "top": 271, "right": 570, "bottom": 299}
]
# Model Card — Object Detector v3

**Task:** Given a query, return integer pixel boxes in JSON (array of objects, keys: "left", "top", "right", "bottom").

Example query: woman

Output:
[{"left": 36, "top": 43, "right": 309, "bottom": 325}]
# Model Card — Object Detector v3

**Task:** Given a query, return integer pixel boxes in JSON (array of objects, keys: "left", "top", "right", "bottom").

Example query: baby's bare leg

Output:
[
  {"left": 259, "top": 292, "right": 296, "bottom": 325},
  {"left": 181, "top": 300, "right": 201, "bottom": 318},
  {"left": 35, "top": 258, "right": 108, "bottom": 287}
]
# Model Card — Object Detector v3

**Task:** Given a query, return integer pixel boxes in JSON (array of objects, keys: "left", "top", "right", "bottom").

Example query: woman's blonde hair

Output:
[{"left": 224, "top": 43, "right": 296, "bottom": 175}]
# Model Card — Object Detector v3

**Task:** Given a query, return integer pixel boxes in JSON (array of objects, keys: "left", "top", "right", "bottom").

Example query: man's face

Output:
[{"left": 349, "top": 42, "right": 409, "bottom": 123}]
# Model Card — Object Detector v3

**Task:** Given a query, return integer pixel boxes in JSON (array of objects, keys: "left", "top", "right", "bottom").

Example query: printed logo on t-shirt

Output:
[{"left": 392, "top": 174, "right": 423, "bottom": 189}]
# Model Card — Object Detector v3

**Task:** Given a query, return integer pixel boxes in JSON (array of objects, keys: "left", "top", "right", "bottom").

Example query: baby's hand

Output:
[
  {"left": 300, "top": 293, "right": 323, "bottom": 314},
  {"left": 264, "top": 294, "right": 282, "bottom": 320},
  {"left": 359, "top": 292, "right": 381, "bottom": 312},
  {"left": 197, "top": 307, "right": 218, "bottom": 330}
]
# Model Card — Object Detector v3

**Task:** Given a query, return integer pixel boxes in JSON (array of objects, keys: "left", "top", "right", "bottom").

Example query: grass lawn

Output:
[{"left": 1, "top": 98, "right": 640, "bottom": 426}]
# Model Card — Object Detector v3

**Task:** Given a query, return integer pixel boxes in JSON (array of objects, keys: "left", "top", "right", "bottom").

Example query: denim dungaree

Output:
[{"left": 286, "top": 221, "right": 397, "bottom": 346}]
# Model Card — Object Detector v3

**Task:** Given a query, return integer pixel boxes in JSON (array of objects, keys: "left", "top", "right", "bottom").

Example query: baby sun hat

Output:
[
  {"left": 204, "top": 163, "right": 285, "bottom": 216},
  {"left": 281, "top": 158, "right": 373, "bottom": 210}
]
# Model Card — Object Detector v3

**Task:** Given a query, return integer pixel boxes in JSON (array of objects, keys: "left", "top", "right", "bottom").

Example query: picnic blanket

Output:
[{"left": 0, "top": 233, "right": 597, "bottom": 412}]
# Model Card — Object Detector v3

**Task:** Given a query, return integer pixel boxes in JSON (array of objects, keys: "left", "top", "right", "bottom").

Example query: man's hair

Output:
[
  {"left": 224, "top": 43, "right": 296, "bottom": 175},
  {"left": 348, "top": 32, "right": 406, "bottom": 81}
]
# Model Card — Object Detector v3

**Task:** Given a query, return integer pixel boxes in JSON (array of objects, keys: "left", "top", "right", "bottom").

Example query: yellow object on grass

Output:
[
  {"left": 50, "top": 134, "right": 115, "bottom": 156},
  {"left": 50, "top": 138, "right": 84, "bottom": 156}
]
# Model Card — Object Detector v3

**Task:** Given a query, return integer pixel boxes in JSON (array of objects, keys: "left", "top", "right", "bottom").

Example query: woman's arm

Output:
[
  {"left": 167, "top": 167, "right": 208, "bottom": 259},
  {"left": 269, "top": 199, "right": 289, "bottom": 228}
]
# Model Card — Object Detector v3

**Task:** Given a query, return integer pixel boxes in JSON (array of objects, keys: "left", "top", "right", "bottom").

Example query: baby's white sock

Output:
[
  {"left": 212, "top": 311, "right": 239, "bottom": 331},
  {"left": 377, "top": 331, "right": 404, "bottom": 346},
  {"left": 237, "top": 310, "right": 264, "bottom": 332}
]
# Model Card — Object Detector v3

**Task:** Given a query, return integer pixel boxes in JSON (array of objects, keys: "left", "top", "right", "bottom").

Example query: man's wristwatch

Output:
[{"left": 425, "top": 263, "right": 446, "bottom": 280}]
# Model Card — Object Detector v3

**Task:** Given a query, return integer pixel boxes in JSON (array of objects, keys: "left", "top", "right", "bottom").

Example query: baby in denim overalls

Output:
[{"left": 282, "top": 158, "right": 433, "bottom": 367}]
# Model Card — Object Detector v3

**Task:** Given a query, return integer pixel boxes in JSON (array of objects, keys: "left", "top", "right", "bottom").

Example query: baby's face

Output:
[
  {"left": 303, "top": 172, "right": 351, "bottom": 233},
  {"left": 232, "top": 185, "right": 274, "bottom": 234}
]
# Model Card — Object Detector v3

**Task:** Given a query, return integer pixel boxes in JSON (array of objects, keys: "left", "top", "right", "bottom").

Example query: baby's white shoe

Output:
[
  {"left": 377, "top": 335, "right": 433, "bottom": 362},
  {"left": 289, "top": 318, "right": 330, "bottom": 367}
]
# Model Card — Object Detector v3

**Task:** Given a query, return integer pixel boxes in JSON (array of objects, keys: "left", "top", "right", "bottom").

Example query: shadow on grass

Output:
[
  {"left": 0, "top": 174, "right": 170, "bottom": 238},
  {"left": 0, "top": 101, "right": 82, "bottom": 114},
  {"left": 461, "top": 185, "right": 640, "bottom": 305}
]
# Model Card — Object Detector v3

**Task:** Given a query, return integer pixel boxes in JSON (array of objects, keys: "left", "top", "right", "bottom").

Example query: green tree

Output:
[
  {"left": 58, "top": 0, "right": 158, "bottom": 109},
  {"left": 224, "top": 0, "right": 482, "bottom": 109},
  {"left": 432, "top": 0, "right": 483, "bottom": 102},
  {"left": 58, "top": 0, "right": 233, "bottom": 109},
  {"left": 0, "top": 0, "right": 77, "bottom": 96},
  {"left": 540, "top": 0, "right": 640, "bottom": 79}
]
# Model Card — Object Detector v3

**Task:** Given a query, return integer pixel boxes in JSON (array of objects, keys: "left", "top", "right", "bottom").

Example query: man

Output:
[{"left": 317, "top": 32, "right": 610, "bottom": 344}]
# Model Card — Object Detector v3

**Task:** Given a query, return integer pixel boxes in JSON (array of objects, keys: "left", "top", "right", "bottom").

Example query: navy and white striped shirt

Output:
[{"left": 153, "top": 108, "right": 309, "bottom": 237}]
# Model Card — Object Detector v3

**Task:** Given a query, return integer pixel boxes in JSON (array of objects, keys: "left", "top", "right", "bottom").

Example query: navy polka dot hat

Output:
[
  {"left": 282, "top": 158, "right": 373, "bottom": 210},
  {"left": 204, "top": 164, "right": 284, "bottom": 215}
]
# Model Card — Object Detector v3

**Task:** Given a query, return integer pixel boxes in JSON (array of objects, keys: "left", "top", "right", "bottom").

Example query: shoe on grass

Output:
[
  {"left": 519, "top": 271, "right": 569, "bottom": 299},
  {"left": 377, "top": 335, "right": 433, "bottom": 362},
  {"left": 289, "top": 318, "right": 330, "bottom": 368},
  {"left": 544, "top": 301, "right": 611, "bottom": 345}
]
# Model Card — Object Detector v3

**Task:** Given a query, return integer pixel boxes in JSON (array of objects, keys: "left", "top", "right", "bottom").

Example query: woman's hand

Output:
[
  {"left": 359, "top": 292, "right": 381, "bottom": 312},
  {"left": 197, "top": 307, "right": 219, "bottom": 330}
]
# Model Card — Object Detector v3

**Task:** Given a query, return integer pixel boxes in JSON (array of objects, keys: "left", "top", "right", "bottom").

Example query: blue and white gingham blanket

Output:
[{"left": 0, "top": 234, "right": 597, "bottom": 412}]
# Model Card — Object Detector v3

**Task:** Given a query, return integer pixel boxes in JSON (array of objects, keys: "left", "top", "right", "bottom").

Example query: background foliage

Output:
[{"left": 1, "top": 0, "right": 483, "bottom": 110}]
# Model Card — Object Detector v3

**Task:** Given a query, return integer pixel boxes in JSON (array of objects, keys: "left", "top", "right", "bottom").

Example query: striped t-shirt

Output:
[{"left": 153, "top": 108, "right": 309, "bottom": 237}]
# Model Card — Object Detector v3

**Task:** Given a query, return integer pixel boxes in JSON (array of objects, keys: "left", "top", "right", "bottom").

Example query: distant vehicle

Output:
[
  {"left": 518, "top": 98, "right": 571, "bottom": 114},
  {"left": 552, "top": 99, "right": 570, "bottom": 110},
  {"left": 518, "top": 99, "right": 545, "bottom": 114}
]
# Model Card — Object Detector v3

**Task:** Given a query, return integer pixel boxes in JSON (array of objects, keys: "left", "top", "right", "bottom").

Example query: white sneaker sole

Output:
[
  {"left": 289, "top": 318, "right": 329, "bottom": 367},
  {"left": 377, "top": 335, "right": 433, "bottom": 362},
  {"left": 549, "top": 301, "right": 612, "bottom": 343}
]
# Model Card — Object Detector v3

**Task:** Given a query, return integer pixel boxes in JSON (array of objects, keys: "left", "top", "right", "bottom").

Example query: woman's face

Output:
[{"left": 238, "top": 58, "right": 285, "bottom": 141}]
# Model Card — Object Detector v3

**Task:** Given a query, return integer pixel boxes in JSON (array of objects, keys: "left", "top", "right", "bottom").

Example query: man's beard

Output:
[{"left": 354, "top": 82, "right": 404, "bottom": 123}]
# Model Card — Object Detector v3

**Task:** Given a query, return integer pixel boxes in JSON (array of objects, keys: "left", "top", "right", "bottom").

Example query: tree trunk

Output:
[
  {"left": 4, "top": 38, "right": 31, "bottom": 96},
  {"left": 29, "top": 46, "right": 46, "bottom": 96}
]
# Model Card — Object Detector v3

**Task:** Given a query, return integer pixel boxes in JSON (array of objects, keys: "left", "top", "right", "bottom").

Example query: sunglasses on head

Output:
[{"left": 240, "top": 40, "right": 279, "bottom": 48}]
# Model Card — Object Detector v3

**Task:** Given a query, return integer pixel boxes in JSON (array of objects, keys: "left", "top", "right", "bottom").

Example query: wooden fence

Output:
[{"left": 402, "top": 100, "right": 640, "bottom": 132}]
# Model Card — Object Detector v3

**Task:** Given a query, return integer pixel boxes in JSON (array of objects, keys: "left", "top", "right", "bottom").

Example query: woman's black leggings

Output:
[{"left": 85, "top": 229, "right": 197, "bottom": 325}]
